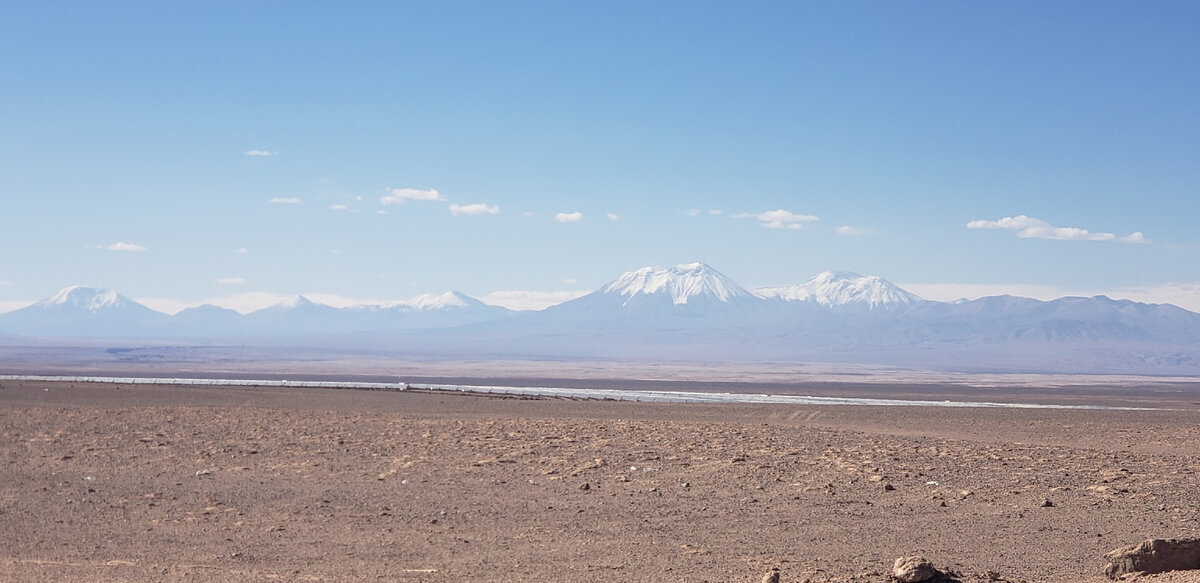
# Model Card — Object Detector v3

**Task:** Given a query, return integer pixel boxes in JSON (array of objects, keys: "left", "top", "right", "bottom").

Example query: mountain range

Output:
[{"left": 3, "top": 263, "right": 1199, "bottom": 375}]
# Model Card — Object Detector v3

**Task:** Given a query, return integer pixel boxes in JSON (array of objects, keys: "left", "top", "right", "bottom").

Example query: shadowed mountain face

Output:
[{"left": 2, "top": 265, "right": 1200, "bottom": 375}]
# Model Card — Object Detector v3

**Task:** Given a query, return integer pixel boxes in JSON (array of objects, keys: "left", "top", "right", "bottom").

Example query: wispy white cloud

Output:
[
  {"left": 709, "top": 209, "right": 724, "bottom": 216},
  {"left": 376, "top": 210, "right": 389, "bottom": 215},
  {"left": 836, "top": 226, "right": 868, "bottom": 236},
  {"left": 380, "top": 187, "right": 444, "bottom": 205},
  {"left": 236, "top": 247, "right": 248, "bottom": 254},
  {"left": 555, "top": 212, "right": 583, "bottom": 223},
  {"left": 269, "top": 197, "right": 301, "bottom": 204},
  {"left": 480, "top": 290, "right": 590, "bottom": 311},
  {"left": 687, "top": 209, "right": 723, "bottom": 217},
  {"left": 734, "top": 209, "right": 820, "bottom": 230},
  {"left": 449, "top": 203, "right": 500, "bottom": 216},
  {"left": 523, "top": 211, "right": 536, "bottom": 217},
  {"left": 243, "top": 149, "right": 274, "bottom": 157},
  {"left": 562, "top": 278, "right": 578, "bottom": 285},
  {"left": 216, "top": 277, "right": 246, "bottom": 285},
  {"left": 606, "top": 213, "right": 620, "bottom": 221},
  {"left": 966, "top": 215, "right": 1148, "bottom": 243},
  {"left": 99, "top": 242, "right": 147, "bottom": 252},
  {"left": 329, "top": 204, "right": 348, "bottom": 211},
  {"left": 0, "top": 280, "right": 13, "bottom": 286}
]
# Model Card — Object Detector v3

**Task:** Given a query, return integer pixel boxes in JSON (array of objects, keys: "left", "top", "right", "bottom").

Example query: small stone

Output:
[
  {"left": 761, "top": 566, "right": 780, "bottom": 583},
  {"left": 580, "top": 483, "right": 590, "bottom": 491},
  {"left": 892, "top": 556, "right": 938, "bottom": 583},
  {"left": 884, "top": 483, "right": 896, "bottom": 491},
  {"left": 1041, "top": 499, "right": 1054, "bottom": 507}
]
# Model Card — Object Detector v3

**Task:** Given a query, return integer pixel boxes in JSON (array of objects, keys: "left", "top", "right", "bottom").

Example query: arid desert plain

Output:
[{"left": 4, "top": 378, "right": 1200, "bottom": 582}]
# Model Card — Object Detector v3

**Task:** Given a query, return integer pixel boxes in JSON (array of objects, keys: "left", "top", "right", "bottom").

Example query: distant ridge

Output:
[{"left": 2, "top": 266, "right": 1199, "bottom": 375}]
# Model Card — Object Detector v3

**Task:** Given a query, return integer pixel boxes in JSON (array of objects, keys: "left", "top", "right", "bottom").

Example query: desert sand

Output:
[{"left": 3, "top": 379, "right": 1200, "bottom": 582}]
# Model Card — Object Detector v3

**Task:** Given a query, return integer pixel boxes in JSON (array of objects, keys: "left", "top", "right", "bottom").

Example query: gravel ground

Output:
[{"left": 3, "top": 380, "right": 1200, "bottom": 582}]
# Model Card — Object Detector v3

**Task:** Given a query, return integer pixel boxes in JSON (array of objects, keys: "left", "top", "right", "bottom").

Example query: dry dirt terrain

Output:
[{"left": 3, "top": 379, "right": 1200, "bottom": 582}]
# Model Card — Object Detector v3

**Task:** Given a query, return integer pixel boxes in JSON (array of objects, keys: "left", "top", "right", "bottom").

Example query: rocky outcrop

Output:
[
  {"left": 1104, "top": 538, "right": 1200, "bottom": 579},
  {"left": 893, "top": 556, "right": 939, "bottom": 583}
]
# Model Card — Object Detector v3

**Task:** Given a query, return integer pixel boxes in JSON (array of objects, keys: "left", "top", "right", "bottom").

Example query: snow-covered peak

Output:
[
  {"left": 757, "top": 271, "right": 922, "bottom": 309},
  {"left": 602, "top": 263, "right": 757, "bottom": 305},
  {"left": 400, "top": 291, "right": 474, "bottom": 310},
  {"left": 271, "top": 295, "right": 319, "bottom": 310},
  {"left": 37, "top": 285, "right": 127, "bottom": 312}
]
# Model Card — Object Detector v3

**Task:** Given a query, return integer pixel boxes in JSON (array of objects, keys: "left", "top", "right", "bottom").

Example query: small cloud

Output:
[
  {"left": 686, "top": 209, "right": 701, "bottom": 217},
  {"left": 216, "top": 277, "right": 246, "bottom": 285},
  {"left": 243, "top": 149, "right": 274, "bottom": 157},
  {"left": 376, "top": 210, "right": 389, "bottom": 215},
  {"left": 733, "top": 209, "right": 820, "bottom": 230},
  {"left": 380, "top": 187, "right": 444, "bottom": 205},
  {"left": 329, "top": 204, "right": 348, "bottom": 211},
  {"left": 555, "top": 212, "right": 583, "bottom": 223},
  {"left": 107, "top": 242, "right": 147, "bottom": 252},
  {"left": 709, "top": 209, "right": 723, "bottom": 216},
  {"left": 522, "top": 211, "right": 536, "bottom": 217},
  {"left": 355, "top": 195, "right": 363, "bottom": 201},
  {"left": 562, "top": 278, "right": 579, "bottom": 285},
  {"left": 269, "top": 197, "right": 301, "bottom": 204},
  {"left": 236, "top": 247, "right": 248, "bottom": 254},
  {"left": 836, "top": 226, "right": 868, "bottom": 237},
  {"left": 449, "top": 203, "right": 500, "bottom": 216},
  {"left": 967, "top": 215, "right": 1148, "bottom": 243},
  {"left": 0, "top": 280, "right": 13, "bottom": 287},
  {"left": 606, "top": 213, "right": 620, "bottom": 221}
]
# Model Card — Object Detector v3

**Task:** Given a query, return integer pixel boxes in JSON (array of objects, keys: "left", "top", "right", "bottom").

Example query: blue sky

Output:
[{"left": 3, "top": 1, "right": 1199, "bottom": 312}]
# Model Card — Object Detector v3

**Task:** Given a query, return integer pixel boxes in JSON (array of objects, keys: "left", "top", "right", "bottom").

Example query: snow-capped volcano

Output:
[
  {"left": 392, "top": 291, "right": 478, "bottom": 310},
  {"left": 0, "top": 285, "right": 168, "bottom": 336},
  {"left": 37, "top": 285, "right": 130, "bottom": 312},
  {"left": 600, "top": 262, "right": 758, "bottom": 306},
  {"left": 758, "top": 271, "right": 923, "bottom": 310},
  {"left": 266, "top": 295, "right": 323, "bottom": 311}
]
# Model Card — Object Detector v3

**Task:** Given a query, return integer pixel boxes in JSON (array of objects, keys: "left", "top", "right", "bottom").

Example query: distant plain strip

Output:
[{"left": 0, "top": 374, "right": 1172, "bottom": 410}]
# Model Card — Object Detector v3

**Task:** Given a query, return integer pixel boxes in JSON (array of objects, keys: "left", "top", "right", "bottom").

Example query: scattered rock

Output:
[
  {"left": 892, "top": 556, "right": 939, "bottom": 583},
  {"left": 1040, "top": 499, "right": 1054, "bottom": 507},
  {"left": 884, "top": 483, "right": 896, "bottom": 491},
  {"left": 761, "top": 566, "right": 780, "bottom": 583},
  {"left": 1104, "top": 537, "right": 1200, "bottom": 579},
  {"left": 579, "top": 482, "right": 590, "bottom": 491}
]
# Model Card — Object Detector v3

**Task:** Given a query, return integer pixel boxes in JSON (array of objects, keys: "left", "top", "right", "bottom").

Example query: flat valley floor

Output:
[{"left": 3, "top": 380, "right": 1200, "bottom": 582}]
